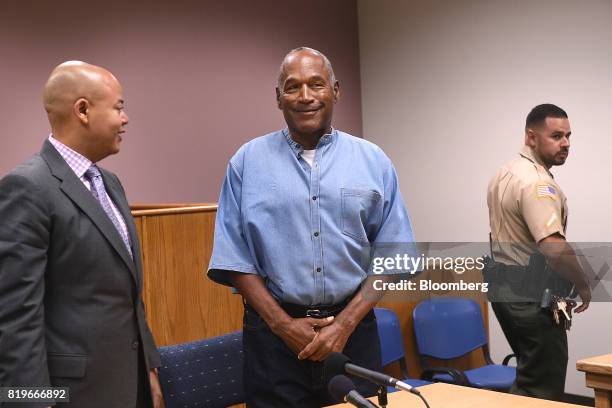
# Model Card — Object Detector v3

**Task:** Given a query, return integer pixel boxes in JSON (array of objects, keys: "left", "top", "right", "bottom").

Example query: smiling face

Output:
[
  {"left": 276, "top": 50, "right": 339, "bottom": 148},
  {"left": 527, "top": 116, "right": 571, "bottom": 168},
  {"left": 85, "top": 77, "right": 129, "bottom": 162}
]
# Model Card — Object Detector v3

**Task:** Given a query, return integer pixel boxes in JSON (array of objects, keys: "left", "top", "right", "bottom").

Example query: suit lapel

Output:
[
  {"left": 101, "top": 170, "right": 143, "bottom": 289},
  {"left": 40, "top": 141, "right": 138, "bottom": 283}
]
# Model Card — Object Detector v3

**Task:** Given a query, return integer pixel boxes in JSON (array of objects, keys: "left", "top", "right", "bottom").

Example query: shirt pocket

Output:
[{"left": 341, "top": 188, "right": 382, "bottom": 243}]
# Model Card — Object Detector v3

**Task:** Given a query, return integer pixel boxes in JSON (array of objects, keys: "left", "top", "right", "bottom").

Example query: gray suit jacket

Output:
[{"left": 0, "top": 140, "right": 161, "bottom": 407}]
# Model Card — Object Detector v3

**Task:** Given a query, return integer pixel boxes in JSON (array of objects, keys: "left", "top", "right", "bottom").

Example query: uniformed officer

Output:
[{"left": 487, "top": 103, "right": 590, "bottom": 401}]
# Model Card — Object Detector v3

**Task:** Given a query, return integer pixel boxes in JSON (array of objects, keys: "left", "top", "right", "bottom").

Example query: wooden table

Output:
[
  {"left": 577, "top": 354, "right": 612, "bottom": 408},
  {"left": 327, "top": 382, "right": 585, "bottom": 407}
]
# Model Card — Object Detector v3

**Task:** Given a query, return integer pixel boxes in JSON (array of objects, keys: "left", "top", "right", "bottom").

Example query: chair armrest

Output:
[
  {"left": 420, "top": 367, "right": 469, "bottom": 386},
  {"left": 502, "top": 353, "right": 516, "bottom": 365}
]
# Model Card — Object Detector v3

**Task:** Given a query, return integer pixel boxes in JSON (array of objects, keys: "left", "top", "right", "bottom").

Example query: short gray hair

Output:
[{"left": 277, "top": 47, "right": 336, "bottom": 90}]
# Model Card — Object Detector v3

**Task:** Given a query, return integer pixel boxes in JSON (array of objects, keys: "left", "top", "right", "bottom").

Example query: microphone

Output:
[
  {"left": 328, "top": 375, "right": 379, "bottom": 408},
  {"left": 324, "top": 352, "right": 420, "bottom": 395}
]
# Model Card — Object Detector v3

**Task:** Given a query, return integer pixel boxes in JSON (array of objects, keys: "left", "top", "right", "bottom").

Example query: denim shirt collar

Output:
[{"left": 283, "top": 128, "right": 337, "bottom": 157}]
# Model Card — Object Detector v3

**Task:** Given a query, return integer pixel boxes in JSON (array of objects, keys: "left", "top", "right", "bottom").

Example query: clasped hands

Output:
[{"left": 275, "top": 316, "right": 353, "bottom": 362}]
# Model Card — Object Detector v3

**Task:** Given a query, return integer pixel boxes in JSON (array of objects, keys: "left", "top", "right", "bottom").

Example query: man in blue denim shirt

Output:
[{"left": 208, "top": 47, "right": 414, "bottom": 407}]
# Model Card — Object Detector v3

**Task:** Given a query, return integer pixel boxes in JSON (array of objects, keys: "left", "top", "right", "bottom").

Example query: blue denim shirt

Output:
[{"left": 208, "top": 129, "right": 414, "bottom": 305}]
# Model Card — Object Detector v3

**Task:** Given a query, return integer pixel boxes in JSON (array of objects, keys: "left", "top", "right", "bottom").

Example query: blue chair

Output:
[
  {"left": 158, "top": 331, "right": 244, "bottom": 407},
  {"left": 412, "top": 298, "right": 516, "bottom": 390},
  {"left": 374, "top": 307, "right": 431, "bottom": 392}
]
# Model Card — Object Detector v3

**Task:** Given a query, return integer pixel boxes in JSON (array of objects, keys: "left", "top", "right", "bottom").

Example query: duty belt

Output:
[
  {"left": 483, "top": 262, "right": 529, "bottom": 284},
  {"left": 482, "top": 255, "right": 572, "bottom": 300}
]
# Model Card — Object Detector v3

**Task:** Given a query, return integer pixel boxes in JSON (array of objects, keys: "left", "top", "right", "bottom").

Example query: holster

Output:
[{"left": 482, "top": 253, "right": 572, "bottom": 303}]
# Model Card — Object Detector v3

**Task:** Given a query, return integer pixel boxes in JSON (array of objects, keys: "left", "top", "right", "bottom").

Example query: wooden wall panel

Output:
[
  {"left": 133, "top": 205, "right": 242, "bottom": 347},
  {"left": 134, "top": 216, "right": 143, "bottom": 245}
]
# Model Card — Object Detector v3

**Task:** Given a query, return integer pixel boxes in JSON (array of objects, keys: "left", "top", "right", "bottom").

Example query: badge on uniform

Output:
[{"left": 536, "top": 183, "right": 557, "bottom": 200}]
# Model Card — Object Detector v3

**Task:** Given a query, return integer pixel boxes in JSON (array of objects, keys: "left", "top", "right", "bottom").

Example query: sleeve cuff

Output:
[{"left": 207, "top": 265, "right": 258, "bottom": 286}]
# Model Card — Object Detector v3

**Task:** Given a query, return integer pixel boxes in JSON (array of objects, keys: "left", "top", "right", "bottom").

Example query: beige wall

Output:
[{"left": 359, "top": 0, "right": 612, "bottom": 396}]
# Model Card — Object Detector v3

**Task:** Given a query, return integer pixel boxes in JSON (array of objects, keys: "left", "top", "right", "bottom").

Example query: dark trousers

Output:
[
  {"left": 492, "top": 300, "right": 568, "bottom": 401},
  {"left": 136, "top": 347, "right": 153, "bottom": 408},
  {"left": 242, "top": 304, "right": 382, "bottom": 408}
]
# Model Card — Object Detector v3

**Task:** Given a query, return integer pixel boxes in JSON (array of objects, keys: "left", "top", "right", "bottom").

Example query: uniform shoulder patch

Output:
[{"left": 536, "top": 183, "right": 557, "bottom": 200}]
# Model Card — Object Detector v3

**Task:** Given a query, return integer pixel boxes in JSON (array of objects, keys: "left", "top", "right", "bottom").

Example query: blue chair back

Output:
[
  {"left": 413, "top": 298, "right": 487, "bottom": 360},
  {"left": 374, "top": 307, "right": 406, "bottom": 368},
  {"left": 158, "top": 331, "right": 244, "bottom": 408}
]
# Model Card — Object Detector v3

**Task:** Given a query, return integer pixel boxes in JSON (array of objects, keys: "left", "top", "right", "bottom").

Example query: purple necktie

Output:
[{"left": 85, "top": 165, "right": 133, "bottom": 258}]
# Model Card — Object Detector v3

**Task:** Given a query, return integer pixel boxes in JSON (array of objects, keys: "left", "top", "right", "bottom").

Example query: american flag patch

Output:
[{"left": 537, "top": 183, "right": 557, "bottom": 200}]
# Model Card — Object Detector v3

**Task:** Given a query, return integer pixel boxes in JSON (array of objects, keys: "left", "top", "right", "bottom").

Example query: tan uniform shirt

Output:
[{"left": 487, "top": 145, "right": 568, "bottom": 266}]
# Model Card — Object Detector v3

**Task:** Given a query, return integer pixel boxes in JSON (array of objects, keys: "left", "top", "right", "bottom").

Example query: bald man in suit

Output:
[{"left": 0, "top": 62, "right": 162, "bottom": 407}]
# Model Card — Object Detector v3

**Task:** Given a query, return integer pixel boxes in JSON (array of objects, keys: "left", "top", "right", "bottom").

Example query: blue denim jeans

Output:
[{"left": 243, "top": 304, "right": 382, "bottom": 407}]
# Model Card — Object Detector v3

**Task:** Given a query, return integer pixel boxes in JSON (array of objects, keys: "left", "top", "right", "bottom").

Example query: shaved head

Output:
[
  {"left": 42, "top": 60, "right": 129, "bottom": 162},
  {"left": 43, "top": 61, "right": 119, "bottom": 127}
]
